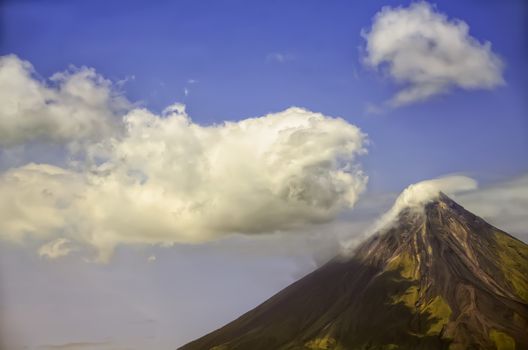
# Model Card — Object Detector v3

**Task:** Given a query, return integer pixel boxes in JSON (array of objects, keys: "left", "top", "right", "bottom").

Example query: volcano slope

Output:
[{"left": 179, "top": 193, "right": 528, "bottom": 350}]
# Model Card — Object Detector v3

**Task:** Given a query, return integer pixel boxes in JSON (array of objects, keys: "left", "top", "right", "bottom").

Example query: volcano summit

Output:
[{"left": 180, "top": 193, "right": 528, "bottom": 350}]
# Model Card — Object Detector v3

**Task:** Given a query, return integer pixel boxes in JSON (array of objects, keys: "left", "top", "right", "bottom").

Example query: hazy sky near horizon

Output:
[{"left": 1, "top": 0, "right": 527, "bottom": 349}]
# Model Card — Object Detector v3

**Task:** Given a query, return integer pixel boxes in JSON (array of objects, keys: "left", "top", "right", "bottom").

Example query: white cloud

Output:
[
  {"left": 340, "top": 175, "right": 478, "bottom": 252},
  {"left": 457, "top": 175, "right": 528, "bottom": 242},
  {"left": 391, "top": 175, "right": 477, "bottom": 210},
  {"left": 367, "top": 174, "right": 477, "bottom": 235},
  {"left": 0, "top": 69, "right": 368, "bottom": 261},
  {"left": 341, "top": 173, "right": 528, "bottom": 254},
  {"left": 0, "top": 55, "right": 368, "bottom": 261},
  {"left": 38, "top": 238, "right": 76, "bottom": 259},
  {"left": 362, "top": 1, "right": 504, "bottom": 106},
  {"left": 0, "top": 55, "right": 129, "bottom": 146}
]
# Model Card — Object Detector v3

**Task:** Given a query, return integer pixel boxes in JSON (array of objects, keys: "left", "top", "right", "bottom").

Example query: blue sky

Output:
[{"left": 1, "top": 1, "right": 527, "bottom": 349}]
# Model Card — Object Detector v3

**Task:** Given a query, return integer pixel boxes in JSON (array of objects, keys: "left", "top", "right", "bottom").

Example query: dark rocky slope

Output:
[{"left": 180, "top": 193, "right": 528, "bottom": 350}]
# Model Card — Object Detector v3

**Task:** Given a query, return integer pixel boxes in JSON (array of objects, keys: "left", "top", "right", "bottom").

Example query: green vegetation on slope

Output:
[
  {"left": 386, "top": 252, "right": 419, "bottom": 280},
  {"left": 387, "top": 252, "right": 451, "bottom": 337},
  {"left": 489, "top": 329, "right": 516, "bottom": 350},
  {"left": 424, "top": 296, "right": 451, "bottom": 335},
  {"left": 304, "top": 337, "right": 346, "bottom": 350},
  {"left": 495, "top": 232, "right": 528, "bottom": 302}
]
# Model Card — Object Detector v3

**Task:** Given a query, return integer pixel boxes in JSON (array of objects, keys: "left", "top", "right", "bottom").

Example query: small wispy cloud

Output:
[
  {"left": 115, "top": 75, "right": 135, "bottom": 88},
  {"left": 38, "top": 238, "right": 77, "bottom": 259},
  {"left": 266, "top": 52, "right": 294, "bottom": 63},
  {"left": 458, "top": 174, "right": 528, "bottom": 242},
  {"left": 183, "top": 78, "right": 198, "bottom": 97},
  {"left": 351, "top": 65, "right": 359, "bottom": 81},
  {"left": 364, "top": 102, "right": 386, "bottom": 116},
  {"left": 39, "top": 340, "right": 112, "bottom": 350}
]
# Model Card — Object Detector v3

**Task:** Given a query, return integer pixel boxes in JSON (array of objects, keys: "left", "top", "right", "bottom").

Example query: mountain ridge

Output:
[{"left": 179, "top": 193, "right": 528, "bottom": 350}]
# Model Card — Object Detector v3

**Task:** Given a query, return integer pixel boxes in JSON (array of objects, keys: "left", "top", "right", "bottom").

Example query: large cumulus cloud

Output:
[
  {"left": 0, "top": 55, "right": 368, "bottom": 261},
  {"left": 362, "top": 1, "right": 504, "bottom": 106}
]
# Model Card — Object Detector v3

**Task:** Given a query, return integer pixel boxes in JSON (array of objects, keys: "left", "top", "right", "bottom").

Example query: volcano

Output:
[{"left": 179, "top": 193, "right": 528, "bottom": 350}]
